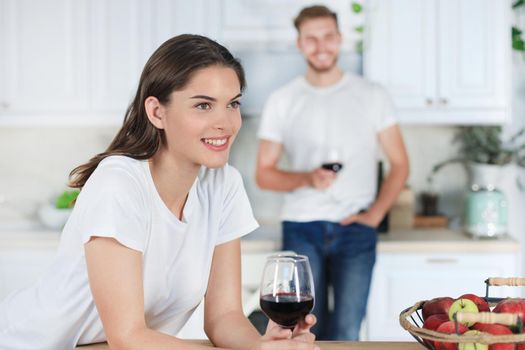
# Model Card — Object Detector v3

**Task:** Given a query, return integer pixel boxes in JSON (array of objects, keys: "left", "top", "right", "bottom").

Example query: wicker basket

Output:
[{"left": 399, "top": 278, "right": 525, "bottom": 349}]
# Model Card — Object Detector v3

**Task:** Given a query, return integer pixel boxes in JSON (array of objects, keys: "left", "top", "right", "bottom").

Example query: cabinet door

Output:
[
  {"left": 364, "top": 0, "right": 436, "bottom": 110},
  {"left": 438, "top": 0, "right": 509, "bottom": 112},
  {"left": 366, "top": 252, "right": 520, "bottom": 341},
  {"left": 0, "top": 0, "right": 89, "bottom": 114},
  {"left": 89, "top": 0, "right": 156, "bottom": 115}
]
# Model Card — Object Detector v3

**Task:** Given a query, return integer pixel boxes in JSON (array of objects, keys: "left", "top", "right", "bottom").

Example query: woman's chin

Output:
[{"left": 202, "top": 157, "right": 229, "bottom": 169}]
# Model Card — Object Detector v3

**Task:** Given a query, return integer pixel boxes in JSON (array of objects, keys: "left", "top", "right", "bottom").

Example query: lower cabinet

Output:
[{"left": 365, "top": 252, "right": 521, "bottom": 341}]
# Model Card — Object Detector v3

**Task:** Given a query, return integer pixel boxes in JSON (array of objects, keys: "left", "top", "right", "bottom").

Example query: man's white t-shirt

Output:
[
  {"left": 258, "top": 73, "right": 397, "bottom": 222},
  {"left": 0, "top": 156, "right": 258, "bottom": 350}
]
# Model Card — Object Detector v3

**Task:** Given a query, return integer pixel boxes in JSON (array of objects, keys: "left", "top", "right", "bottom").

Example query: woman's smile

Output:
[{"left": 201, "top": 136, "right": 230, "bottom": 151}]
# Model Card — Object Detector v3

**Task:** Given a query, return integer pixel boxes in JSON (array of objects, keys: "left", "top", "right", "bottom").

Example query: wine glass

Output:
[
  {"left": 259, "top": 254, "right": 315, "bottom": 329},
  {"left": 321, "top": 145, "right": 344, "bottom": 173}
]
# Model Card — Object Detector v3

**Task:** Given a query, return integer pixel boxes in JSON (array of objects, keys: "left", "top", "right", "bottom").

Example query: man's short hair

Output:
[{"left": 293, "top": 5, "right": 339, "bottom": 32}]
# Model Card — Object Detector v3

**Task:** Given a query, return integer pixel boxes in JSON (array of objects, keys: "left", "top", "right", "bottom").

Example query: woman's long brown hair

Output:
[{"left": 69, "top": 34, "right": 246, "bottom": 188}]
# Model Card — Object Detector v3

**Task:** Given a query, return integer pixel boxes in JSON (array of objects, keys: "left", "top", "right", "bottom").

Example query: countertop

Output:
[
  {"left": 241, "top": 224, "right": 520, "bottom": 253},
  {"left": 76, "top": 340, "right": 423, "bottom": 349},
  {"left": 0, "top": 222, "right": 519, "bottom": 253}
]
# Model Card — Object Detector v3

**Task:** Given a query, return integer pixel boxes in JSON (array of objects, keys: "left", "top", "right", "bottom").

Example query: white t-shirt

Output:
[
  {"left": 258, "top": 73, "right": 397, "bottom": 222},
  {"left": 0, "top": 156, "right": 258, "bottom": 350}
]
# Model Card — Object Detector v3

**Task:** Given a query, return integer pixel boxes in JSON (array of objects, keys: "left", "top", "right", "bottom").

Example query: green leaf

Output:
[
  {"left": 55, "top": 190, "right": 80, "bottom": 209},
  {"left": 355, "top": 40, "right": 363, "bottom": 54},
  {"left": 354, "top": 25, "right": 364, "bottom": 33},
  {"left": 513, "top": 0, "right": 525, "bottom": 9},
  {"left": 352, "top": 2, "right": 362, "bottom": 14},
  {"left": 514, "top": 39, "right": 525, "bottom": 51}
]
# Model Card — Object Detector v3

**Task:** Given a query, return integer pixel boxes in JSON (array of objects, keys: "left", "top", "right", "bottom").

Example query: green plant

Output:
[
  {"left": 351, "top": 1, "right": 364, "bottom": 53},
  {"left": 513, "top": 0, "right": 525, "bottom": 52},
  {"left": 426, "top": 126, "right": 525, "bottom": 185},
  {"left": 55, "top": 190, "right": 80, "bottom": 209}
]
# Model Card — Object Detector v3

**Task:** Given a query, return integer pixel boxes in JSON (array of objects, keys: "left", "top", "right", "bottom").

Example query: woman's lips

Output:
[{"left": 201, "top": 137, "right": 229, "bottom": 151}]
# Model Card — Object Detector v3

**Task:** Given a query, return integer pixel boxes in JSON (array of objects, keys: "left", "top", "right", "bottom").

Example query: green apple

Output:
[
  {"left": 449, "top": 298, "right": 479, "bottom": 326},
  {"left": 458, "top": 330, "right": 488, "bottom": 350}
]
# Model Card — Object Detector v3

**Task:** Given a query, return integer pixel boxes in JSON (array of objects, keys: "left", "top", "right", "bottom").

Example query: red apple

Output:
[
  {"left": 493, "top": 298, "right": 525, "bottom": 321},
  {"left": 459, "top": 293, "right": 490, "bottom": 312},
  {"left": 472, "top": 323, "right": 514, "bottom": 350},
  {"left": 423, "top": 297, "right": 455, "bottom": 320},
  {"left": 423, "top": 314, "right": 451, "bottom": 347},
  {"left": 434, "top": 320, "right": 468, "bottom": 350}
]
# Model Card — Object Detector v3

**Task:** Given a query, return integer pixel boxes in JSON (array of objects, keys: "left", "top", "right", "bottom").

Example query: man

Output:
[{"left": 255, "top": 5, "right": 409, "bottom": 341}]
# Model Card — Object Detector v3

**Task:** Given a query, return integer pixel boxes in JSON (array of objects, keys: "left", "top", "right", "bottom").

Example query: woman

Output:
[{"left": 0, "top": 34, "right": 317, "bottom": 350}]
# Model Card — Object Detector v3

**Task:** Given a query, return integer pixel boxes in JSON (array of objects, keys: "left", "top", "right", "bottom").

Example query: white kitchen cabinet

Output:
[
  {"left": 0, "top": 0, "right": 89, "bottom": 115},
  {"left": 364, "top": 0, "right": 510, "bottom": 124},
  {"left": 211, "top": 0, "right": 362, "bottom": 51},
  {"left": 0, "top": 0, "right": 212, "bottom": 126},
  {"left": 366, "top": 251, "right": 521, "bottom": 341}
]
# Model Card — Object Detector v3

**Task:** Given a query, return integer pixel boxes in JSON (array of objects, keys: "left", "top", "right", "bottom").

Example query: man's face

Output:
[{"left": 296, "top": 17, "right": 342, "bottom": 73}]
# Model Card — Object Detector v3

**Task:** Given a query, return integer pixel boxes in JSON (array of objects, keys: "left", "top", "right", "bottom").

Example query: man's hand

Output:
[
  {"left": 340, "top": 209, "right": 383, "bottom": 227},
  {"left": 308, "top": 168, "right": 337, "bottom": 190}
]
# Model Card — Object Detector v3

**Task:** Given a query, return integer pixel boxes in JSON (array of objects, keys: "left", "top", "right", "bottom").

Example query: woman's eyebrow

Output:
[
  {"left": 190, "top": 95, "right": 216, "bottom": 101},
  {"left": 230, "top": 93, "right": 242, "bottom": 101},
  {"left": 190, "top": 93, "right": 242, "bottom": 101}
]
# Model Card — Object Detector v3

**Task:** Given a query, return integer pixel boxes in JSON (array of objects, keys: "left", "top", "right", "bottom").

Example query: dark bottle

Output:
[
  {"left": 321, "top": 162, "right": 343, "bottom": 173},
  {"left": 260, "top": 293, "right": 314, "bottom": 328}
]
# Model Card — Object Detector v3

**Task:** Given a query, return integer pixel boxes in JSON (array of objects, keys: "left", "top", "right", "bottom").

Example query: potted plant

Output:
[
  {"left": 422, "top": 126, "right": 525, "bottom": 216},
  {"left": 38, "top": 189, "right": 80, "bottom": 229}
]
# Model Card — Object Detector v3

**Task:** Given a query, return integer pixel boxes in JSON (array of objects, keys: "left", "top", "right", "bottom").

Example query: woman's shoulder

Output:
[{"left": 85, "top": 155, "right": 148, "bottom": 191}]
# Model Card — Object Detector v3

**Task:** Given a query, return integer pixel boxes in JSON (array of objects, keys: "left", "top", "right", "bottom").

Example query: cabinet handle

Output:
[
  {"left": 1, "top": 101, "right": 8, "bottom": 109},
  {"left": 426, "top": 258, "right": 458, "bottom": 264},
  {"left": 425, "top": 98, "right": 433, "bottom": 106},
  {"left": 439, "top": 98, "right": 448, "bottom": 105}
]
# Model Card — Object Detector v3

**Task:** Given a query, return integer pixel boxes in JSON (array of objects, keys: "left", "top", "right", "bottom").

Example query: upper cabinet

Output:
[
  {"left": 209, "top": 0, "right": 361, "bottom": 51},
  {"left": 0, "top": 0, "right": 211, "bottom": 126},
  {"left": 0, "top": 0, "right": 89, "bottom": 115},
  {"left": 364, "top": 0, "right": 511, "bottom": 124}
]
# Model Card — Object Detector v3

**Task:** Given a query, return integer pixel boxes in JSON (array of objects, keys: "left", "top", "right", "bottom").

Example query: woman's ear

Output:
[{"left": 144, "top": 96, "right": 165, "bottom": 129}]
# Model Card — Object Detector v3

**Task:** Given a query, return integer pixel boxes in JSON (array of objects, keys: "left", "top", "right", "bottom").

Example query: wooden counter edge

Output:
[{"left": 76, "top": 341, "right": 423, "bottom": 349}]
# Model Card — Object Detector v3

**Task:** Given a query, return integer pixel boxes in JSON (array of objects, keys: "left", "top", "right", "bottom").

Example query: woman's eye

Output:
[
  {"left": 229, "top": 101, "right": 241, "bottom": 109},
  {"left": 196, "top": 102, "right": 211, "bottom": 110}
]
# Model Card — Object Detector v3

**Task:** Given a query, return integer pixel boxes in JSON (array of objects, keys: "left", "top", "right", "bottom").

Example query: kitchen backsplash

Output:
[{"left": 0, "top": 123, "right": 469, "bottom": 224}]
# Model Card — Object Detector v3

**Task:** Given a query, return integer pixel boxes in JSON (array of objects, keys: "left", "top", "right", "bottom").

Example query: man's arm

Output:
[
  {"left": 255, "top": 139, "right": 335, "bottom": 192},
  {"left": 340, "top": 124, "right": 409, "bottom": 226}
]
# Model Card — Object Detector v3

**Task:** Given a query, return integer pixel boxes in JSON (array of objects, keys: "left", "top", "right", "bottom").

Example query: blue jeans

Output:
[{"left": 282, "top": 221, "right": 377, "bottom": 340}]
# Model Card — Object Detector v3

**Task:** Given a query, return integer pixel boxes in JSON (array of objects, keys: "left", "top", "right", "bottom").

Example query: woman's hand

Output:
[
  {"left": 251, "top": 315, "right": 318, "bottom": 350},
  {"left": 292, "top": 314, "right": 317, "bottom": 343}
]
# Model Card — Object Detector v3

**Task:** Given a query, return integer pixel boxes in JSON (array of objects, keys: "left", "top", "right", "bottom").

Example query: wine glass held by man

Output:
[{"left": 0, "top": 35, "right": 318, "bottom": 350}]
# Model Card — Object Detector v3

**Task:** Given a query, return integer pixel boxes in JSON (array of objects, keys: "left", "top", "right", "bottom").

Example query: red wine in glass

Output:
[
  {"left": 260, "top": 293, "right": 314, "bottom": 328},
  {"left": 259, "top": 254, "right": 315, "bottom": 329},
  {"left": 321, "top": 146, "right": 344, "bottom": 173},
  {"left": 321, "top": 162, "right": 343, "bottom": 173}
]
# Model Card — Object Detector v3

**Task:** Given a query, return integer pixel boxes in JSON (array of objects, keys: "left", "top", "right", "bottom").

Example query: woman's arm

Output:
[
  {"left": 85, "top": 237, "right": 228, "bottom": 350},
  {"left": 203, "top": 239, "right": 318, "bottom": 350}
]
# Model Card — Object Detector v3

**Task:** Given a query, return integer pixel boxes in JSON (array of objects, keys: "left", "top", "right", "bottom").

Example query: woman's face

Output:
[{"left": 155, "top": 65, "right": 242, "bottom": 169}]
